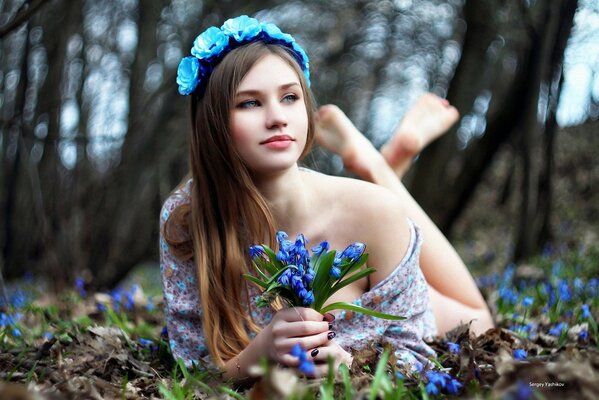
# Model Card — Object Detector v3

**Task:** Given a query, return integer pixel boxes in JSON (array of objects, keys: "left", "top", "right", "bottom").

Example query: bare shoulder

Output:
[
  {"left": 301, "top": 171, "right": 411, "bottom": 282},
  {"left": 302, "top": 170, "right": 405, "bottom": 222}
]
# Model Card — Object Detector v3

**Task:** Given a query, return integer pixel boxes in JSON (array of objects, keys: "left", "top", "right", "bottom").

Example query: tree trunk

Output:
[{"left": 514, "top": 0, "right": 578, "bottom": 259}]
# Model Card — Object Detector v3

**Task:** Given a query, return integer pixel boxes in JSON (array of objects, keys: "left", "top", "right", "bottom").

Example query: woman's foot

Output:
[
  {"left": 315, "top": 105, "right": 384, "bottom": 180},
  {"left": 380, "top": 93, "right": 459, "bottom": 178}
]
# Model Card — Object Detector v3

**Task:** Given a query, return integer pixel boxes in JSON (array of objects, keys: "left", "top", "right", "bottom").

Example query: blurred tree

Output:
[
  {"left": 408, "top": 0, "right": 578, "bottom": 260},
  {"left": 0, "top": 0, "right": 590, "bottom": 289}
]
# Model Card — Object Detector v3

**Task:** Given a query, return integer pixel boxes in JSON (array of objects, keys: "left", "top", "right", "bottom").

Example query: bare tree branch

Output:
[{"left": 0, "top": 0, "right": 52, "bottom": 39}]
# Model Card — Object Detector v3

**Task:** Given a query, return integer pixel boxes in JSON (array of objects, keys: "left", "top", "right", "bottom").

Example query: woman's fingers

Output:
[
  {"left": 276, "top": 307, "right": 329, "bottom": 322},
  {"left": 272, "top": 320, "right": 330, "bottom": 337}
]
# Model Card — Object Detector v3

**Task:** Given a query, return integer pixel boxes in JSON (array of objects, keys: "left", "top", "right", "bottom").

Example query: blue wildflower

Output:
[
  {"left": 96, "top": 302, "right": 107, "bottom": 313},
  {"left": 160, "top": 326, "right": 168, "bottom": 337},
  {"left": 125, "top": 291, "right": 135, "bottom": 311},
  {"left": 291, "top": 275, "right": 304, "bottom": 293},
  {"left": 290, "top": 343, "right": 315, "bottom": 375},
  {"left": 12, "top": 328, "right": 22, "bottom": 337},
  {"left": 75, "top": 277, "right": 87, "bottom": 297},
  {"left": 548, "top": 322, "right": 568, "bottom": 336},
  {"left": 139, "top": 338, "right": 154, "bottom": 347},
  {"left": 447, "top": 341, "right": 460, "bottom": 354},
  {"left": 425, "top": 381, "right": 439, "bottom": 395},
  {"left": 503, "top": 263, "right": 516, "bottom": 283},
  {"left": 301, "top": 290, "right": 314, "bottom": 306},
  {"left": 446, "top": 378, "right": 462, "bottom": 395},
  {"left": 516, "top": 380, "right": 533, "bottom": 400},
  {"left": 426, "top": 371, "right": 450, "bottom": 387},
  {"left": 311, "top": 241, "right": 330, "bottom": 256},
  {"left": 513, "top": 349, "right": 527, "bottom": 360},
  {"left": 581, "top": 304, "right": 591, "bottom": 319},
  {"left": 276, "top": 231, "right": 288, "bottom": 244},
  {"left": 146, "top": 299, "right": 155, "bottom": 312},
  {"left": 290, "top": 343, "right": 303, "bottom": 358},
  {"left": 249, "top": 245, "right": 265, "bottom": 259},
  {"left": 43, "top": 332, "right": 53, "bottom": 340},
  {"left": 557, "top": 280, "right": 571, "bottom": 302},
  {"left": 579, "top": 330, "right": 589, "bottom": 340},
  {"left": 341, "top": 242, "right": 366, "bottom": 262},
  {"left": 9, "top": 290, "right": 27, "bottom": 308},
  {"left": 0, "top": 313, "right": 15, "bottom": 327},
  {"left": 299, "top": 359, "right": 315, "bottom": 375},
  {"left": 330, "top": 266, "right": 341, "bottom": 279},
  {"left": 277, "top": 269, "right": 293, "bottom": 286},
  {"left": 522, "top": 297, "right": 533, "bottom": 307},
  {"left": 498, "top": 287, "right": 518, "bottom": 305},
  {"left": 303, "top": 268, "right": 315, "bottom": 284}
]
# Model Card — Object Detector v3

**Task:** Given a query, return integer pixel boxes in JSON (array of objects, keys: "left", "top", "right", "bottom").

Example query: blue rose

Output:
[
  {"left": 222, "top": 15, "right": 262, "bottom": 42},
  {"left": 191, "top": 26, "right": 229, "bottom": 61},
  {"left": 261, "top": 22, "right": 294, "bottom": 44},
  {"left": 176, "top": 56, "right": 201, "bottom": 95}
]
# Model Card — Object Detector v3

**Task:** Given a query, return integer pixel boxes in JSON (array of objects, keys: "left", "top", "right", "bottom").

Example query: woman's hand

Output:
[
  {"left": 259, "top": 307, "right": 351, "bottom": 377},
  {"left": 309, "top": 340, "right": 353, "bottom": 378}
]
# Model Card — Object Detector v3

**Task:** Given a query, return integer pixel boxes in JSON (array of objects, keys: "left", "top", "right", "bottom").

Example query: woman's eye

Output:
[
  {"left": 238, "top": 100, "right": 259, "bottom": 109},
  {"left": 282, "top": 94, "right": 298, "bottom": 103}
]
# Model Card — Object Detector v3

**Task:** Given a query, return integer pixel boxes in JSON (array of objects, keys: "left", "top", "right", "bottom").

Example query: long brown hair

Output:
[{"left": 163, "top": 42, "right": 316, "bottom": 366}]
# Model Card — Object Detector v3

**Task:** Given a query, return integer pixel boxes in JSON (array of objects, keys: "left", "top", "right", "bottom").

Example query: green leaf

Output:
[
  {"left": 326, "top": 268, "right": 376, "bottom": 299},
  {"left": 311, "top": 251, "right": 337, "bottom": 308},
  {"left": 253, "top": 256, "right": 277, "bottom": 277},
  {"left": 243, "top": 274, "right": 268, "bottom": 289},
  {"left": 369, "top": 348, "right": 390, "bottom": 400},
  {"left": 319, "top": 302, "right": 405, "bottom": 320},
  {"left": 339, "top": 363, "right": 353, "bottom": 400},
  {"left": 340, "top": 253, "right": 368, "bottom": 279},
  {"left": 262, "top": 246, "right": 284, "bottom": 273}
]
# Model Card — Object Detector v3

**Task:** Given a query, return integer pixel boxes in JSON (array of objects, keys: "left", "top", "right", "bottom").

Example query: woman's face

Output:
[{"left": 230, "top": 54, "right": 308, "bottom": 176}]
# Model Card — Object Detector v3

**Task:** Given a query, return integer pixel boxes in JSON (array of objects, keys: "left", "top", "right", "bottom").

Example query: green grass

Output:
[{"left": 0, "top": 245, "right": 597, "bottom": 399}]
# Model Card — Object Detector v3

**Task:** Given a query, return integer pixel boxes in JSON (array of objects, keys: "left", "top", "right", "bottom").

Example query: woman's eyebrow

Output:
[{"left": 235, "top": 82, "right": 300, "bottom": 97}]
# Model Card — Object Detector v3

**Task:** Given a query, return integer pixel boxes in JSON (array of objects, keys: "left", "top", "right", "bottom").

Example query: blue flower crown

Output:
[{"left": 176, "top": 15, "right": 311, "bottom": 96}]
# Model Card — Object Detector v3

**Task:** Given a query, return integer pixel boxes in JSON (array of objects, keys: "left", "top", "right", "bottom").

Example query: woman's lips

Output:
[
  {"left": 261, "top": 135, "right": 294, "bottom": 144},
  {"left": 261, "top": 135, "right": 295, "bottom": 149}
]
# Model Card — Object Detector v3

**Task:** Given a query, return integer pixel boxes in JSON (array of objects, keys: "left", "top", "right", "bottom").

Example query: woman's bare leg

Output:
[
  {"left": 380, "top": 93, "right": 459, "bottom": 178},
  {"left": 315, "top": 101, "right": 493, "bottom": 336}
]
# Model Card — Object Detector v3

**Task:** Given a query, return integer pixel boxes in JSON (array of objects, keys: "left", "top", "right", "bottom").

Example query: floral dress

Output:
[{"left": 159, "top": 178, "right": 437, "bottom": 370}]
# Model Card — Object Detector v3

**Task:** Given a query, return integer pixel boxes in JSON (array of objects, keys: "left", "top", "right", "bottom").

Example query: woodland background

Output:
[{"left": 0, "top": 0, "right": 597, "bottom": 291}]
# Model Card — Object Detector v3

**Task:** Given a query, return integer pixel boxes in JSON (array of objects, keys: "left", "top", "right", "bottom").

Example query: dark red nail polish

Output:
[
  {"left": 328, "top": 323, "right": 333, "bottom": 330},
  {"left": 311, "top": 348, "right": 319, "bottom": 357},
  {"left": 327, "top": 331, "right": 336, "bottom": 340}
]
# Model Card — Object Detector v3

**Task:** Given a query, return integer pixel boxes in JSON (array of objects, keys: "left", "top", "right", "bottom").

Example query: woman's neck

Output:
[{"left": 253, "top": 165, "right": 310, "bottom": 232}]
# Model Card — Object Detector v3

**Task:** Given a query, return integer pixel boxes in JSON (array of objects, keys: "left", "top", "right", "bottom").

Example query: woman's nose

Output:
[{"left": 265, "top": 101, "right": 288, "bottom": 129}]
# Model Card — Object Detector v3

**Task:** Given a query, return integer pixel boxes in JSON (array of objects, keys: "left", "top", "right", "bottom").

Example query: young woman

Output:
[{"left": 160, "top": 15, "right": 492, "bottom": 381}]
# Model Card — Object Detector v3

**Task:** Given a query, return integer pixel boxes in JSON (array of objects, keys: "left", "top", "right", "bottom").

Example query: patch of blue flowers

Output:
[
  {"left": 479, "top": 254, "right": 598, "bottom": 345},
  {"left": 424, "top": 370, "right": 463, "bottom": 396}
]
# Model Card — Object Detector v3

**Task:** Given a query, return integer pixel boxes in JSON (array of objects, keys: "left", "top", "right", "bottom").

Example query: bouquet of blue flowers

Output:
[{"left": 244, "top": 232, "right": 404, "bottom": 320}]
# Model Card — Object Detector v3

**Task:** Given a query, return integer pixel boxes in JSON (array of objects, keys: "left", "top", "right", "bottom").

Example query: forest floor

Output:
[{"left": 0, "top": 122, "right": 598, "bottom": 399}]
